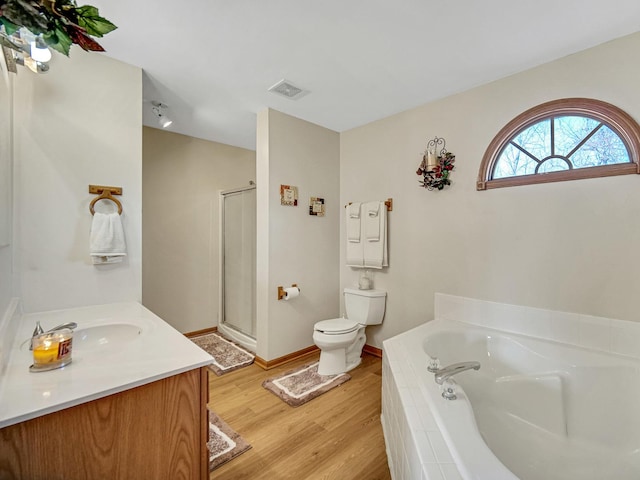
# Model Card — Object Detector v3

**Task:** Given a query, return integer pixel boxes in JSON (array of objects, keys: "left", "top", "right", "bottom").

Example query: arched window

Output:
[{"left": 477, "top": 98, "right": 640, "bottom": 190}]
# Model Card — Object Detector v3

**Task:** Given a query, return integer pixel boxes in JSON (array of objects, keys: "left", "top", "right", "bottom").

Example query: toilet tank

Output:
[{"left": 344, "top": 287, "right": 387, "bottom": 325}]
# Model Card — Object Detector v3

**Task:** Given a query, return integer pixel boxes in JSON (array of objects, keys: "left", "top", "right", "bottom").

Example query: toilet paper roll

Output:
[{"left": 283, "top": 286, "right": 300, "bottom": 301}]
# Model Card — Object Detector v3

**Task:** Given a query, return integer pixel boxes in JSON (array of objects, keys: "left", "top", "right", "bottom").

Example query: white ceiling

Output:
[{"left": 91, "top": 0, "right": 640, "bottom": 151}]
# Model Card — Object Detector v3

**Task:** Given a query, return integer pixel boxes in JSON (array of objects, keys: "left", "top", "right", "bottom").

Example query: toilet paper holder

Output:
[{"left": 278, "top": 284, "right": 300, "bottom": 300}]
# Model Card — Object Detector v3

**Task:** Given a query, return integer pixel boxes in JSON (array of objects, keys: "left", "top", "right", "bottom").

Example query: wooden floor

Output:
[{"left": 208, "top": 352, "right": 392, "bottom": 480}]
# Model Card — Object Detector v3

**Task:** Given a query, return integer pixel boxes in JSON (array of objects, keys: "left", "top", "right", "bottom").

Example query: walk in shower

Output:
[{"left": 218, "top": 184, "right": 257, "bottom": 352}]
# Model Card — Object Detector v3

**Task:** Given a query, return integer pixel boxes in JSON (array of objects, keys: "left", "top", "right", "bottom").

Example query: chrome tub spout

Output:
[{"left": 434, "top": 361, "right": 480, "bottom": 385}]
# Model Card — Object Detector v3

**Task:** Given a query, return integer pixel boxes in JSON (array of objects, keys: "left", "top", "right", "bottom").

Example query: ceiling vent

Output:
[{"left": 268, "top": 79, "right": 308, "bottom": 100}]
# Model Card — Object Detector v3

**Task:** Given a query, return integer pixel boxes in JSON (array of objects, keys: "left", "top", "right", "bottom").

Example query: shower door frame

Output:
[{"left": 218, "top": 184, "right": 257, "bottom": 352}]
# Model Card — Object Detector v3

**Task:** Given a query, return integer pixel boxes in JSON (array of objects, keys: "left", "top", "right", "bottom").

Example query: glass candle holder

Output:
[{"left": 30, "top": 329, "right": 73, "bottom": 372}]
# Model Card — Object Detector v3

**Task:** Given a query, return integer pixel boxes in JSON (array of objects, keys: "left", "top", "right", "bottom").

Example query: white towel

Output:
[
  {"left": 347, "top": 202, "right": 361, "bottom": 242},
  {"left": 346, "top": 202, "right": 363, "bottom": 267},
  {"left": 363, "top": 201, "right": 388, "bottom": 269},
  {"left": 364, "top": 201, "right": 380, "bottom": 241},
  {"left": 90, "top": 212, "right": 127, "bottom": 264},
  {"left": 346, "top": 235, "right": 364, "bottom": 268}
]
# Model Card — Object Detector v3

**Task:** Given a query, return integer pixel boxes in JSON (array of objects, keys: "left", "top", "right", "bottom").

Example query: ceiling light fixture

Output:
[{"left": 151, "top": 101, "right": 173, "bottom": 128}]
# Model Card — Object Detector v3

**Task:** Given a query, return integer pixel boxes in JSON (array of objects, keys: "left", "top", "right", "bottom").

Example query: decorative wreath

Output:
[{"left": 416, "top": 137, "right": 455, "bottom": 191}]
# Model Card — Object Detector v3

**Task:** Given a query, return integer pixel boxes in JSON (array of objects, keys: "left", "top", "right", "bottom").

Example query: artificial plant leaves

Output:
[
  {"left": 75, "top": 5, "right": 116, "bottom": 38},
  {"left": 0, "top": 0, "right": 117, "bottom": 56}
]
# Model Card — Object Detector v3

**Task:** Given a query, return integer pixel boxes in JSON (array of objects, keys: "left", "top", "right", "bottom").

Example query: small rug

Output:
[
  {"left": 208, "top": 410, "right": 252, "bottom": 471},
  {"left": 262, "top": 361, "right": 351, "bottom": 407},
  {"left": 191, "top": 331, "right": 255, "bottom": 376}
]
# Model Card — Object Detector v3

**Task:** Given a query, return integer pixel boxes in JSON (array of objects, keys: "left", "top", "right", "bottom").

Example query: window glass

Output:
[
  {"left": 554, "top": 116, "right": 599, "bottom": 157},
  {"left": 494, "top": 116, "right": 630, "bottom": 177},
  {"left": 575, "top": 126, "right": 629, "bottom": 167},
  {"left": 538, "top": 157, "right": 570, "bottom": 173},
  {"left": 493, "top": 144, "right": 537, "bottom": 178},
  {"left": 512, "top": 119, "right": 551, "bottom": 160}
]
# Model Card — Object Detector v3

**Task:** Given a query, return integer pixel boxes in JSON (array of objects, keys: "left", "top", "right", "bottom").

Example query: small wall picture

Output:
[
  {"left": 309, "top": 197, "right": 325, "bottom": 216},
  {"left": 280, "top": 184, "right": 298, "bottom": 206}
]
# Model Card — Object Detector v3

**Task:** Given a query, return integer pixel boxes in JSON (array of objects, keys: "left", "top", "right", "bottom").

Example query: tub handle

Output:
[
  {"left": 427, "top": 355, "right": 441, "bottom": 373},
  {"left": 441, "top": 379, "right": 458, "bottom": 401}
]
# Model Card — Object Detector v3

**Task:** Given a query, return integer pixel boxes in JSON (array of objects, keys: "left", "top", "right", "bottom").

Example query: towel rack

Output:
[
  {"left": 344, "top": 198, "right": 393, "bottom": 212},
  {"left": 89, "top": 185, "right": 123, "bottom": 216}
]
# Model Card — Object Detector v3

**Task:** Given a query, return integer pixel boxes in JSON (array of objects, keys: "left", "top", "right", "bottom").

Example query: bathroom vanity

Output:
[{"left": 0, "top": 302, "right": 213, "bottom": 479}]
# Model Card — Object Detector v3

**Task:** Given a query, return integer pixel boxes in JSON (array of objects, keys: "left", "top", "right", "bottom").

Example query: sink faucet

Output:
[
  {"left": 434, "top": 361, "right": 480, "bottom": 385},
  {"left": 45, "top": 322, "right": 78, "bottom": 333},
  {"left": 30, "top": 321, "right": 78, "bottom": 350}
]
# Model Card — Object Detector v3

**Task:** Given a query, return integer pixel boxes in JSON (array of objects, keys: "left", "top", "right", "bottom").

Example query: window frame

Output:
[{"left": 477, "top": 98, "right": 640, "bottom": 190}]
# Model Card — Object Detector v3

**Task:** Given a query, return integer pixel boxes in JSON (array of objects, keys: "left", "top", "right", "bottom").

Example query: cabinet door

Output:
[{"left": 0, "top": 367, "right": 209, "bottom": 480}]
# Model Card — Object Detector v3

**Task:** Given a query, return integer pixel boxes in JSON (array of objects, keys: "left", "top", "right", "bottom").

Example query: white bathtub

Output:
[{"left": 382, "top": 318, "right": 640, "bottom": 480}]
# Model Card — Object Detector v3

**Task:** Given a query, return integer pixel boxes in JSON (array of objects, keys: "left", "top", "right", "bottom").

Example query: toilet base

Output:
[
  {"left": 316, "top": 328, "right": 366, "bottom": 376},
  {"left": 317, "top": 348, "right": 362, "bottom": 376},
  {"left": 318, "top": 348, "right": 346, "bottom": 376}
]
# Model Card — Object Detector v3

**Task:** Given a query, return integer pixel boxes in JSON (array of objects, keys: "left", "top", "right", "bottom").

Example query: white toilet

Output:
[{"left": 313, "top": 287, "right": 387, "bottom": 376}]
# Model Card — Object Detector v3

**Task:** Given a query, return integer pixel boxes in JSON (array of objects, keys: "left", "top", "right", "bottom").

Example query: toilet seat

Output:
[{"left": 314, "top": 318, "right": 359, "bottom": 335}]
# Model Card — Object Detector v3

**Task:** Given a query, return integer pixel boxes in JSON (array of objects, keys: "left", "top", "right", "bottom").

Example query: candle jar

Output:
[
  {"left": 30, "top": 329, "right": 73, "bottom": 372},
  {"left": 358, "top": 270, "right": 372, "bottom": 290}
]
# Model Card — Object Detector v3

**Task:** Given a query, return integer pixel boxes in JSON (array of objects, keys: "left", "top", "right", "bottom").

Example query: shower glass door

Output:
[{"left": 221, "top": 186, "right": 256, "bottom": 339}]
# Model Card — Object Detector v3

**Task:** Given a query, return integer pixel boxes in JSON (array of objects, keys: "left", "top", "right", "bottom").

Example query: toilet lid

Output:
[{"left": 315, "top": 318, "right": 359, "bottom": 334}]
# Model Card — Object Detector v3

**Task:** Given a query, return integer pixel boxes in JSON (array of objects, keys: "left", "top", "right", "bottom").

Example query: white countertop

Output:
[{"left": 0, "top": 302, "right": 213, "bottom": 428}]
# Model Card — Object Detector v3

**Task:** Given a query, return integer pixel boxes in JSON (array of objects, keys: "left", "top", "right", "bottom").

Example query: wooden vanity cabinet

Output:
[{"left": 0, "top": 367, "right": 209, "bottom": 480}]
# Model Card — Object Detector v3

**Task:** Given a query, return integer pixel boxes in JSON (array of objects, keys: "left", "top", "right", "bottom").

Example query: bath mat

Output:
[
  {"left": 262, "top": 361, "right": 351, "bottom": 407},
  {"left": 208, "top": 410, "right": 252, "bottom": 471},
  {"left": 190, "top": 331, "right": 255, "bottom": 376}
]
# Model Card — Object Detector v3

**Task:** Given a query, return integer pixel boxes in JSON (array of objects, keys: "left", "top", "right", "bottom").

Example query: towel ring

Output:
[{"left": 90, "top": 191, "right": 123, "bottom": 216}]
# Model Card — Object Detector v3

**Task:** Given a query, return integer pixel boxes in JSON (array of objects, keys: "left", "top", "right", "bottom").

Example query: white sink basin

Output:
[
  {"left": 73, "top": 323, "right": 142, "bottom": 351},
  {"left": 19, "top": 323, "right": 143, "bottom": 353}
]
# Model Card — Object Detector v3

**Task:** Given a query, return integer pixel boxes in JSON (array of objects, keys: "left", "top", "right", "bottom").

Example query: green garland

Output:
[{"left": 0, "top": 0, "right": 116, "bottom": 56}]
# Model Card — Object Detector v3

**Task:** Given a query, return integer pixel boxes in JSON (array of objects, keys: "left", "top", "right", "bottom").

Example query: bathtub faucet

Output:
[{"left": 434, "top": 361, "right": 480, "bottom": 385}]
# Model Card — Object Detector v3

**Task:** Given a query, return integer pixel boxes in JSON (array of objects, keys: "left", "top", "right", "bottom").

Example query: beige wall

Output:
[
  {"left": 256, "top": 109, "right": 340, "bottom": 360},
  {"left": 341, "top": 32, "right": 640, "bottom": 348},
  {"left": 142, "top": 127, "right": 255, "bottom": 333},
  {"left": 13, "top": 50, "right": 142, "bottom": 313}
]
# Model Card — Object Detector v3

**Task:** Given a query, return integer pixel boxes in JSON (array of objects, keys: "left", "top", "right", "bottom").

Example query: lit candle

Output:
[{"left": 33, "top": 340, "right": 59, "bottom": 365}]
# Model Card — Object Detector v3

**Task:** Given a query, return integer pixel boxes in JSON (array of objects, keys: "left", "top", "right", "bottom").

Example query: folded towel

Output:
[
  {"left": 364, "top": 201, "right": 381, "bottom": 241},
  {"left": 348, "top": 203, "right": 361, "bottom": 219},
  {"left": 364, "top": 202, "right": 388, "bottom": 269},
  {"left": 346, "top": 202, "right": 363, "bottom": 267},
  {"left": 90, "top": 212, "right": 127, "bottom": 265},
  {"left": 346, "top": 242, "right": 364, "bottom": 267},
  {"left": 347, "top": 202, "right": 361, "bottom": 242}
]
